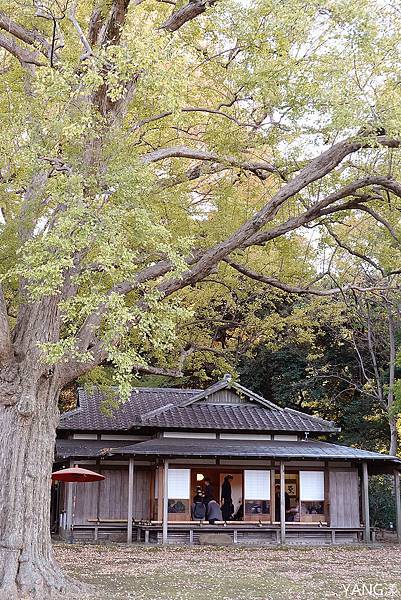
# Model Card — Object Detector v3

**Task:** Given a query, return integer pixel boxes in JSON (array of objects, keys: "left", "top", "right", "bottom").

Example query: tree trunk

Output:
[
  {"left": 389, "top": 415, "right": 398, "bottom": 457},
  {"left": 0, "top": 372, "right": 84, "bottom": 599}
]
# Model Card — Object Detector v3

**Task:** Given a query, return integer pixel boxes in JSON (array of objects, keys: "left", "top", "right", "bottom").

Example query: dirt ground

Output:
[{"left": 54, "top": 542, "right": 401, "bottom": 599}]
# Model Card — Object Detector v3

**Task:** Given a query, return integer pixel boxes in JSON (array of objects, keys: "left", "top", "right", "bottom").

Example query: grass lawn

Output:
[{"left": 55, "top": 542, "right": 401, "bottom": 599}]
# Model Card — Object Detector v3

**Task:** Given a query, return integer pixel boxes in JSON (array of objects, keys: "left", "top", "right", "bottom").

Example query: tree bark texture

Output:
[
  {"left": 0, "top": 375, "right": 84, "bottom": 599},
  {"left": 0, "top": 294, "right": 86, "bottom": 598}
]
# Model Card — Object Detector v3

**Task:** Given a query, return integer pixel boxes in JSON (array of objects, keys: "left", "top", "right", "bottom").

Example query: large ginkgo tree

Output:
[{"left": 1, "top": 0, "right": 401, "bottom": 597}]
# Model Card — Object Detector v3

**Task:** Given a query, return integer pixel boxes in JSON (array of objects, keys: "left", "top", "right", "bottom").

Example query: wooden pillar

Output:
[
  {"left": 270, "top": 466, "right": 276, "bottom": 525},
  {"left": 162, "top": 459, "right": 169, "bottom": 544},
  {"left": 95, "top": 459, "right": 101, "bottom": 542},
  {"left": 127, "top": 458, "right": 135, "bottom": 544},
  {"left": 280, "top": 462, "right": 285, "bottom": 544},
  {"left": 394, "top": 469, "right": 401, "bottom": 543},
  {"left": 324, "top": 462, "right": 330, "bottom": 526},
  {"left": 361, "top": 462, "right": 370, "bottom": 543},
  {"left": 157, "top": 464, "right": 164, "bottom": 521}
]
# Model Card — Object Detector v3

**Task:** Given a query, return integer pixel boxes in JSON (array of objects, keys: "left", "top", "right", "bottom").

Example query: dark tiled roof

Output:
[
  {"left": 58, "top": 386, "right": 338, "bottom": 434},
  {"left": 111, "top": 438, "right": 401, "bottom": 464},
  {"left": 59, "top": 387, "right": 199, "bottom": 431},
  {"left": 143, "top": 404, "right": 335, "bottom": 433}
]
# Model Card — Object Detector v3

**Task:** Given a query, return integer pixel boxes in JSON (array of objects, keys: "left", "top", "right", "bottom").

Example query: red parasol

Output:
[
  {"left": 52, "top": 466, "right": 105, "bottom": 482},
  {"left": 52, "top": 466, "right": 105, "bottom": 543}
]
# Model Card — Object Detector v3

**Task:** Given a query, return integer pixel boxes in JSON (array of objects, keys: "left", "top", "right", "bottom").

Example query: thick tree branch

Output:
[
  {"left": 58, "top": 142, "right": 401, "bottom": 385},
  {"left": 90, "top": 0, "right": 131, "bottom": 46},
  {"left": 161, "top": 0, "right": 218, "bottom": 31},
  {"left": 0, "top": 32, "right": 44, "bottom": 67},
  {"left": 241, "top": 176, "right": 396, "bottom": 248},
  {"left": 0, "top": 11, "right": 51, "bottom": 59},
  {"left": 154, "top": 139, "right": 365, "bottom": 298}
]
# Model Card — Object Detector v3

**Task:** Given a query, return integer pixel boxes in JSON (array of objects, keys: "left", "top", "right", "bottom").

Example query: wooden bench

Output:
[
  {"left": 134, "top": 522, "right": 365, "bottom": 545},
  {"left": 73, "top": 519, "right": 364, "bottom": 545}
]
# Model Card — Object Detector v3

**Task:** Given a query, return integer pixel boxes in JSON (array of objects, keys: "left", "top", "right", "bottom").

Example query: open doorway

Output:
[{"left": 190, "top": 469, "right": 243, "bottom": 520}]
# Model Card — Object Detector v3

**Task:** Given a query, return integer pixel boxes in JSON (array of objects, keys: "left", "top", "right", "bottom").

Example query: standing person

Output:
[
  {"left": 207, "top": 499, "right": 223, "bottom": 524},
  {"left": 203, "top": 477, "right": 214, "bottom": 508},
  {"left": 274, "top": 483, "right": 291, "bottom": 522},
  {"left": 221, "top": 474, "right": 234, "bottom": 520}
]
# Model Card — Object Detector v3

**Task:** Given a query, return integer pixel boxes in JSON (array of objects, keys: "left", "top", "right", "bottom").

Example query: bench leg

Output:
[
  {"left": 275, "top": 530, "right": 280, "bottom": 544},
  {"left": 233, "top": 529, "right": 238, "bottom": 544},
  {"left": 189, "top": 529, "right": 194, "bottom": 545},
  {"left": 144, "top": 530, "right": 150, "bottom": 544},
  {"left": 331, "top": 530, "right": 335, "bottom": 545},
  {"left": 94, "top": 524, "right": 99, "bottom": 542}
]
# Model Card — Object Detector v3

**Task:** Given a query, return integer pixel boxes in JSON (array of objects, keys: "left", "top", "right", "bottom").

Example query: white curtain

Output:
[
  {"left": 244, "top": 470, "right": 270, "bottom": 500},
  {"left": 299, "top": 471, "right": 325, "bottom": 501},
  {"left": 168, "top": 468, "right": 190, "bottom": 499}
]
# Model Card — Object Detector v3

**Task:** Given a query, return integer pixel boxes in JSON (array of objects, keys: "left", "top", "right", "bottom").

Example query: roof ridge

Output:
[
  {"left": 177, "top": 379, "right": 284, "bottom": 410},
  {"left": 140, "top": 403, "right": 176, "bottom": 421},
  {"left": 284, "top": 407, "right": 339, "bottom": 429}
]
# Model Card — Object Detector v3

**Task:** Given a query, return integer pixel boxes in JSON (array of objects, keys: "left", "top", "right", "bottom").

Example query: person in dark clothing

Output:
[
  {"left": 193, "top": 486, "right": 204, "bottom": 503},
  {"left": 274, "top": 484, "right": 291, "bottom": 521},
  {"left": 192, "top": 486, "right": 206, "bottom": 519},
  {"left": 192, "top": 500, "right": 206, "bottom": 520},
  {"left": 233, "top": 501, "right": 244, "bottom": 521},
  {"left": 221, "top": 474, "right": 234, "bottom": 520},
  {"left": 203, "top": 478, "right": 214, "bottom": 507}
]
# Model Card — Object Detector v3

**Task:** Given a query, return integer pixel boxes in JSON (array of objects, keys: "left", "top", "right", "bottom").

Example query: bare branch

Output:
[
  {"left": 365, "top": 302, "right": 385, "bottom": 406},
  {"left": 67, "top": 3, "right": 93, "bottom": 59},
  {"left": 387, "top": 302, "right": 396, "bottom": 413},
  {"left": 141, "top": 145, "right": 279, "bottom": 178},
  {"left": 324, "top": 224, "right": 384, "bottom": 275},
  {"left": 351, "top": 331, "right": 372, "bottom": 385},
  {"left": 223, "top": 258, "right": 394, "bottom": 297},
  {"left": 132, "top": 106, "right": 264, "bottom": 131},
  {"left": 352, "top": 204, "right": 399, "bottom": 242}
]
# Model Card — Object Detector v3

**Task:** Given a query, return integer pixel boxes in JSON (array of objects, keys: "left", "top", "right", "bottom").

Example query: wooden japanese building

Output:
[{"left": 54, "top": 375, "right": 401, "bottom": 545}]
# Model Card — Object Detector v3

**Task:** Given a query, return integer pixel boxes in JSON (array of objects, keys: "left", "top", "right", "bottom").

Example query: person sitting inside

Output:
[
  {"left": 192, "top": 486, "right": 206, "bottom": 520},
  {"left": 193, "top": 486, "right": 204, "bottom": 503},
  {"left": 233, "top": 501, "right": 244, "bottom": 521},
  {"left": 206, "top": 499, "right": 223, "bottom": 524}
]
